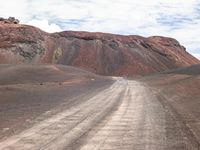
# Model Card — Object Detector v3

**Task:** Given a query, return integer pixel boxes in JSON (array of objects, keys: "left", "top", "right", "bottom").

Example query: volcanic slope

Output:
[
  {"left": 0, "top": 23, "right": 199, "bottom": 76},
  {"left": 0, "top": 65, "right": 200, "bottom": 149},
  {"left": 140, "top": 64, "right": 200, "bottom": 148},
  {"left": 0, "top": 64, "right": 112, "bottom": 139}
]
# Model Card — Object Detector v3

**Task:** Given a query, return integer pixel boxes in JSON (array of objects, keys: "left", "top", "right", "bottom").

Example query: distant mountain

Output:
[{"left": 0, "top": 23, "right": 199, "bottom": 76}]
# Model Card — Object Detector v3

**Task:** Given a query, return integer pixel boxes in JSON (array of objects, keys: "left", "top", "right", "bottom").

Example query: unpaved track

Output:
[{"left": 0, "top": 78, "right": 199, "bottom": 150}]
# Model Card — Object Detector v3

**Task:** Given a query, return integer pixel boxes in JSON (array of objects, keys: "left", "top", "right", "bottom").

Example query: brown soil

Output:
[
  {"left": 139, "top": 65, "right": 200, "bottom": 146},
  {"left": 0, "top": 64, "right": 113, "bottom": 139},
  {"left": 0, "top": 23, "right": 199, "bottom": 76}
]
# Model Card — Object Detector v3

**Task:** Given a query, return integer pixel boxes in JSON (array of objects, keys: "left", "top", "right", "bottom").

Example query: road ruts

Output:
[
  {"left": 72, "top": 80, "right": 167, "bottom": 150},
  {"left": 0, "top": 78, "right": 126, "bottom": 149},
  {"left": 0, "top": 78, "right": 199, "bottom": 150},
  {"left": 68, "top": 80, "right": 199, "bottom": 150}
]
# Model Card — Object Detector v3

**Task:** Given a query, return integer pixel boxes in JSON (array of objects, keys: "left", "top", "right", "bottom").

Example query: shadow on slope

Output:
[{"left": 0, "top": 64, "right": 102, "bottom": 85}]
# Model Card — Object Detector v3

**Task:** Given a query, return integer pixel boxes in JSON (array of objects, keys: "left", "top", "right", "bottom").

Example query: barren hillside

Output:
[{"left": 0, "top": 23, "right": 199, "bottom": 76}]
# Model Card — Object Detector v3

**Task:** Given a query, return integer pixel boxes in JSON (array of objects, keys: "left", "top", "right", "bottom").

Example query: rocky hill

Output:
[
  {"left": 0, "top": 22, "right": 199, "bottom": 76},
  {"left": 0, "top": 17, "right": 19, "bottom": 24}
]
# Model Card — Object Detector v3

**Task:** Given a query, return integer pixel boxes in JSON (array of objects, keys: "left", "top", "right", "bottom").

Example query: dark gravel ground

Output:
[
  {"left": 0, "top": 64, "right": 113, "bottom": 139},
  {"left": 139, "top": 65, "right": 200, "bottom": 145}
]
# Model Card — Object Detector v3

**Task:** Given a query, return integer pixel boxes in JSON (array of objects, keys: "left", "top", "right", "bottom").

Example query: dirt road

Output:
[{"left": 0, "top": 78, "right": 199, "bottom": 150}]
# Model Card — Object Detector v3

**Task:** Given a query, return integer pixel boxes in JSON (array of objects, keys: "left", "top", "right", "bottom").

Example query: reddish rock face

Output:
[
  {"left": 0, "top": 24, "right": 199, "bottom": 76},
  {"left": 0, "top": 17, "right": 19, "bottom": 24}
]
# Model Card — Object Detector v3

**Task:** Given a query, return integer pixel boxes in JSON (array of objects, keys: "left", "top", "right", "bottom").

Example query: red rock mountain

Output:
[{"left": 0, "top": 23, "right": 199, "bottom": 76}]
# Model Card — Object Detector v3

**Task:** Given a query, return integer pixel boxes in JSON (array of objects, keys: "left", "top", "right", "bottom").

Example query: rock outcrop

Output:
[
  {"left": 0, "top": 17, "right": 19, "bottom": 24},
  {"left": 0, "top": 23, "right": 199, "bottom": 76}
]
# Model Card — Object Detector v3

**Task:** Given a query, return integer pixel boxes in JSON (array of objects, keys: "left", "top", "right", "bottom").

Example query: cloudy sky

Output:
[{"left": 0, "top": 0, "right": 199, "bottom": 59}]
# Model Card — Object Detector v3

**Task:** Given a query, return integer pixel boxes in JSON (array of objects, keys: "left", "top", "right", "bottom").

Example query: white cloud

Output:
[
  {"left": 0, "top": 0, "right": 29, "bottom": 21},
  {"left": 27, "top": 19, "right": 62, "bottom": 33},
  {"left": 192, "top": 54, "right": 200, "bottom": 60},
  {"left": 0, "top": 0, "right": 199, "bottom": 56}
]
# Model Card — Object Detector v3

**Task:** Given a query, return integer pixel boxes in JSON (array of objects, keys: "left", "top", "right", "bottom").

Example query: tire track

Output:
[
  {"left": 0, "top": 78, "right": 198, "bottom": 150},
  {"left": 0, "top": 79, "right": 124, "bottom": 149},
  {"left": 76, "top": 80, "right": 146, "bottom": 150}
]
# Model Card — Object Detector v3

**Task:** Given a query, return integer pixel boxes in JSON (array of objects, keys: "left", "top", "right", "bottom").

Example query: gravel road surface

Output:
[{"left": 0, "top": 78, "right": 199, "bottom": 150}]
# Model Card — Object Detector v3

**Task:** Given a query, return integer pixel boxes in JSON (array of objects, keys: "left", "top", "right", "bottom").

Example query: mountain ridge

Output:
[{"left": 0, "top": 23, "right": 199, "bottom": 76}]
